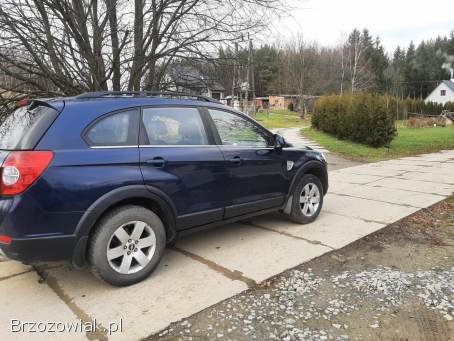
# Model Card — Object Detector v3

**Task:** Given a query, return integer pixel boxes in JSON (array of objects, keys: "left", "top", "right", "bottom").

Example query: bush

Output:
[
  {"left": 312, "top": 93, "right": 397, "bottom": 147},
  {"left": 287, "top": 103, "right": 294, "bottom": 112},
  {"left": 391, "top": 98, "right": 454, "bottom": 119},
  {"left": 406, "top": 117, "right": 446, "bottom": 128}
]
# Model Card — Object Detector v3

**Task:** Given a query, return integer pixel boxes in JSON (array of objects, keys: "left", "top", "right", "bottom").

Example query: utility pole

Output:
[
  {"left": 249, "top": 36, "right": 256, "bottom": 116},
  {"left": 246, "top": 33, "right": 256, "bottom": 117},
  {"left": 232, "top": 42, "right": 239, "bottom": 110},
  {"left": 246, "top": 37, "right": 250, "bottom": 115}
]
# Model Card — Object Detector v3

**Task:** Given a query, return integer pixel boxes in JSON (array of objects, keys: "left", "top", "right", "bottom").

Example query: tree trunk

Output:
[
  {"left": 128, "top": 0, "right": 144, "bottom": 91},
  {"left": 106, "top": 0, "right": 121, "bottom": 91}
]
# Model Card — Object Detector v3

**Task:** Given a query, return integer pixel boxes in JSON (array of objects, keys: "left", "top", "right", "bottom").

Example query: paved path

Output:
[
  {"left": 1, "top": 142, "right": 453, "bottom": 340},
  {"left": 274, "top": 127, "right": 363, "bottom": 171},
  {"left": 273, "top": 127, "right": 329, "bottom": 154}
]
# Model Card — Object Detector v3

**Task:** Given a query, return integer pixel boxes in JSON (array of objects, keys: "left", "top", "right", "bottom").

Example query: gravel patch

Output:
[
  {"left": 149, "top": 197, "right": 454, "bottom": 340},
  {"left": 155, "top": 266, "right": 454, "bottom": 340}
]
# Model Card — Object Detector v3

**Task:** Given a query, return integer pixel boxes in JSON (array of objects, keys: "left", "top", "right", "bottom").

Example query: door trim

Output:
[
  {"left": 138, "top": 145, "right": 219, "bottom": 148},
  {"left": 225, "top": 196, "right": 285, "bottom": 219},
  {"left": 177, "top": 208, "right": 224, "bottom": 230}
]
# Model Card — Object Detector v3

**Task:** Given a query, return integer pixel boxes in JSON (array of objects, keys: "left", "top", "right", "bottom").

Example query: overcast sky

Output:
[{"left": 268, "top": 0, "right": 454, "bottom": 53}]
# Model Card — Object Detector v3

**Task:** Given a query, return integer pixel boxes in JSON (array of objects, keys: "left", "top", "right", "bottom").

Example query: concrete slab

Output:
[
  {"left": 401, "top": 154, "right": 454, "bottom": 162},
  {"left": 370, "top": 163, "right": 453, "bottom": 175},
  {"left": 251, "top": 212, "right": 385, "bottom": 249},
  {"left": 395, "top": 171, "right": 454, "bottom": 185},
  {"left": 369, "top": 162, "right": 440, "bottom": 173},
  {"left": 0, "top": 272, "right": 86, "bottom": 341},
  {"left": 0, "top": 260, "right": 32, "bottom": 279},
  {"left": 323, "top": 193, "right": 420, "bottom": 224},
  {"left": 328, "top": 173, "right": 383, "bottom": 185},
  {"left": 372, "top": 178, "right": 454, "bottom": 196},
  {"left": 334, "top": 165, "right": 406, "bottom": 177},
  {"left": 40, "top": 249, "right": 247, "bottom": 340},
  {"left": 379, "top": 159, "right": 442, "bottom": 167},
  {"left": 331, "top": 183, "right": 446, "bottom": 208},
  {"left": 327, "top": 180, "right": 359, "bottom": 193},
  {"left": 432, "top": 163, "right": 454, "bottom": 172},
  {"left": 177, "top": 223, "right": 330, "bottom": 283}
]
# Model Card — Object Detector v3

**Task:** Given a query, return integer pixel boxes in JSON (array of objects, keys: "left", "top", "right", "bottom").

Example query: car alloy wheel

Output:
[
  {"left": 300, "top": 182, "right": 321, "bottom": 217},
  {"left": 106, "top": 221, "right": 156, "bottom": 274}
]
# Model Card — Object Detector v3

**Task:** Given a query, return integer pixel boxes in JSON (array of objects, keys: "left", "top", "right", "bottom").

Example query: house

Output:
[
  {"left": 165, "top": 66, "right": 226, "bottom": 100},
  {"left": 269, "top": 95, "right": 300, "bottom": 110},
  {"left": 425, "top": 79, "right": 454, "bottom": 104},
  {"left": 255, "top": 97, "right": 269, "bottom": 109},
  {"left": 268, "top": 95, "right": 319, "bottom": 113}
]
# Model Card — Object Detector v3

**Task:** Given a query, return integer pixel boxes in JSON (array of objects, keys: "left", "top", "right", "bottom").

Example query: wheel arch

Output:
[
  {"left": 291, "top": 160, "right": 328, "bottom": 195},
  {"left": 283, "top": 160, "right": 328, "bottom": 214},
  {"left": 72, "top": 185, "right": 177, "bottom": 267}
]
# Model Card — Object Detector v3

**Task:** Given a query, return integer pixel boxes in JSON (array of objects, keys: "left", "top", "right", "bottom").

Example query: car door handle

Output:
[
  {"left": 146, "top": 157, "right": 166, "bottom": 168},
  {"left": 229, "top": 156, "right": 242, "bottom": 165}
]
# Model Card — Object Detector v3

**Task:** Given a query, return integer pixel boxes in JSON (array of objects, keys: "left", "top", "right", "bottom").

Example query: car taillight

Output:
[
  {"left": 0, "top": 151, "right": 54, "bottom": 196},
  {"left": 0, "top": 235, "right": 12, "bottom": 244}
]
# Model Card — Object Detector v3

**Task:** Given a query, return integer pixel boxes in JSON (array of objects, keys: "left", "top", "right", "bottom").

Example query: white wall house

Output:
[{"left": 425, "top": 79, "right": 454, "bottom": 104}]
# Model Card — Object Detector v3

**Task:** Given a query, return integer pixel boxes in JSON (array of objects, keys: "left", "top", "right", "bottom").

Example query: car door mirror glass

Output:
[{"left": 274, "top": 134, "right": 286, "bottom": 149}]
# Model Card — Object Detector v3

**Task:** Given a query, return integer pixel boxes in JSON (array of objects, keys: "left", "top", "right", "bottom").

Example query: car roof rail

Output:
[{"left": 75, "top": 91, "right": 221, "bottom": 104}]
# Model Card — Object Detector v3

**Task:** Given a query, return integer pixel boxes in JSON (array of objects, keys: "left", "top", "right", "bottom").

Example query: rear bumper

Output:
[{"left": 0, "top": 235, "right": 77, "bottom": 263}]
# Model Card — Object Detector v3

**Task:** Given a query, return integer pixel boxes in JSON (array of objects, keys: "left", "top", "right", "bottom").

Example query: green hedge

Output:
[
  {"left": 399, "top": 98, "right": 454, "bottom": 118},
  {"left": 312, "top": 93, "right": 397, "bottom": 147}
]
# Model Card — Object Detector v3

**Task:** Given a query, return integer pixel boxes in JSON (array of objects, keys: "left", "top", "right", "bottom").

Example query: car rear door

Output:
[
  {"left": 139, "top": 106, "right": 226, "bottom": 230},
  {"left": 206, "top": 108, "right": 287, "bottom": 218}
]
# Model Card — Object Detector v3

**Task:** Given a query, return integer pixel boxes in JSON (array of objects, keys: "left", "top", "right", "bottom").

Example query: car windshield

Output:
[{"left": 0, "top": 104, "right": 59, "bottom": 150}]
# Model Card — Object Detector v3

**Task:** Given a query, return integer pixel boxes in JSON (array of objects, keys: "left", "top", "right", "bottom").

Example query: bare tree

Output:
[
  {"left": 344, "top": 29, "right": 373, "bottom": 92},
  {"left": 0, "top": 0, "right": 284, "bottom": 105},
  {"left": 340, "top": 44, "right": 345, "bottom": 95}
]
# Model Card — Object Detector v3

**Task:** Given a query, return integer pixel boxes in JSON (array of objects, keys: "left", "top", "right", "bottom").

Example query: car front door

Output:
[
  {"left": 206, "top": 108, "right": 287, "bottom": 218},
  {"left": 139, "top": 106, "right": 226, "bottom": 230}
]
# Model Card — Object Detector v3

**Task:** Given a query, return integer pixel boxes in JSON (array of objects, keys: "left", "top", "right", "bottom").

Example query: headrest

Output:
[{"left": 150, "top": 120, "right": 168, "bottom": 135}]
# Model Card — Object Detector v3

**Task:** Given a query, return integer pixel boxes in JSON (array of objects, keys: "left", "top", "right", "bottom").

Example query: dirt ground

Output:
[{"left": 147, "top": 196, "right": 454, "bottom": 341}]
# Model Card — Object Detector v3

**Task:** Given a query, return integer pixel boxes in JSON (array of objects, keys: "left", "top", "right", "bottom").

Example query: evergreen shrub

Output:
[{"left": 312, "top": 93, "right": 397, "bottom": 147}]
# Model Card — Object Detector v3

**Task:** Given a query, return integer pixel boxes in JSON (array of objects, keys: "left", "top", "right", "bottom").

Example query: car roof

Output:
[{"left": 35, "top": 92, "right": 234, "bottom": 114}]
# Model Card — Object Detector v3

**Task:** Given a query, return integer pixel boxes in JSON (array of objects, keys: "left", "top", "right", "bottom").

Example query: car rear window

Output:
[
  {"left": 84, "top": 109, "right": 140, "bottom": 147},
  {"left": 0, "top": 104, "right": 59, "bottom": 150}
]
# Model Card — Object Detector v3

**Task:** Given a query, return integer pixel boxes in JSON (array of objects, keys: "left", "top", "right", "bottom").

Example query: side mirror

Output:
[{"left": 274, "top": 134, "right": 286, "bottom": 149}]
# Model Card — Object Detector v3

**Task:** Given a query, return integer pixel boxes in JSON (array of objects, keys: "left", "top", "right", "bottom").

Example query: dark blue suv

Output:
[{"left": 0, "top": 92, "right": 328, "bottom": 286}]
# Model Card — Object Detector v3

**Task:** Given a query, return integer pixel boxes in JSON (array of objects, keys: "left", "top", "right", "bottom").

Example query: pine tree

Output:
[
  {"left": 404, "top": 41, "right": 417, "bottom": 97},
  {"left": 254, "top": 45, "right": 279, "bottom": 96}
]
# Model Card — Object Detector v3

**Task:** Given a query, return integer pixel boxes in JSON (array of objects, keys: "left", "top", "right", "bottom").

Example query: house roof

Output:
[
  {"left": 442, "top": 80, "right": 454, "bottom": 92},
  {"left": 168, "top": 66, "right": 225, "bottom": 92}
]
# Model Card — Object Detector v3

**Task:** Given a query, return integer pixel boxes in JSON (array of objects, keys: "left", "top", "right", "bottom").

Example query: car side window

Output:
[
  {"left": 208, "top": 109, "right": 273, "bottom": 147},
  {"left": 141, "top": 107, "right": 208, "bottom": 146},
  {"left": 85, "top": 109, "right": 139, "bottom": 146}
]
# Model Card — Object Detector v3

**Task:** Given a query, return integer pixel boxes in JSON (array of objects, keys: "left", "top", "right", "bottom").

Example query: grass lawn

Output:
[
  {"left": 303, "top": 125, "right": 454, "bottom": 162},
  {"left": 255, "top": 109, "right": 310, "bottom": 129}
]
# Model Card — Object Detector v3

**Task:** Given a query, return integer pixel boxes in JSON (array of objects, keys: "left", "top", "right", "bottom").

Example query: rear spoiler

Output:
[{"left": 23, "top": 99, "right": 65, "bottom": 113}]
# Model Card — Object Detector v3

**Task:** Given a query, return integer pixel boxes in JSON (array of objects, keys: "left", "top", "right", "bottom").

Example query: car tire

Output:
[
  {"left": 88, "top": 205, "right": 166, "bottom": 286},
  {"left": 288, "top": 174, "right": 324, "bottom": 224}
]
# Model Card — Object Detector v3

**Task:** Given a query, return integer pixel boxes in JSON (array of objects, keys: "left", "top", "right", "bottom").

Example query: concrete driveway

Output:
[{"left": 1, "top": 148, "right": 453, "bottom": 340}]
